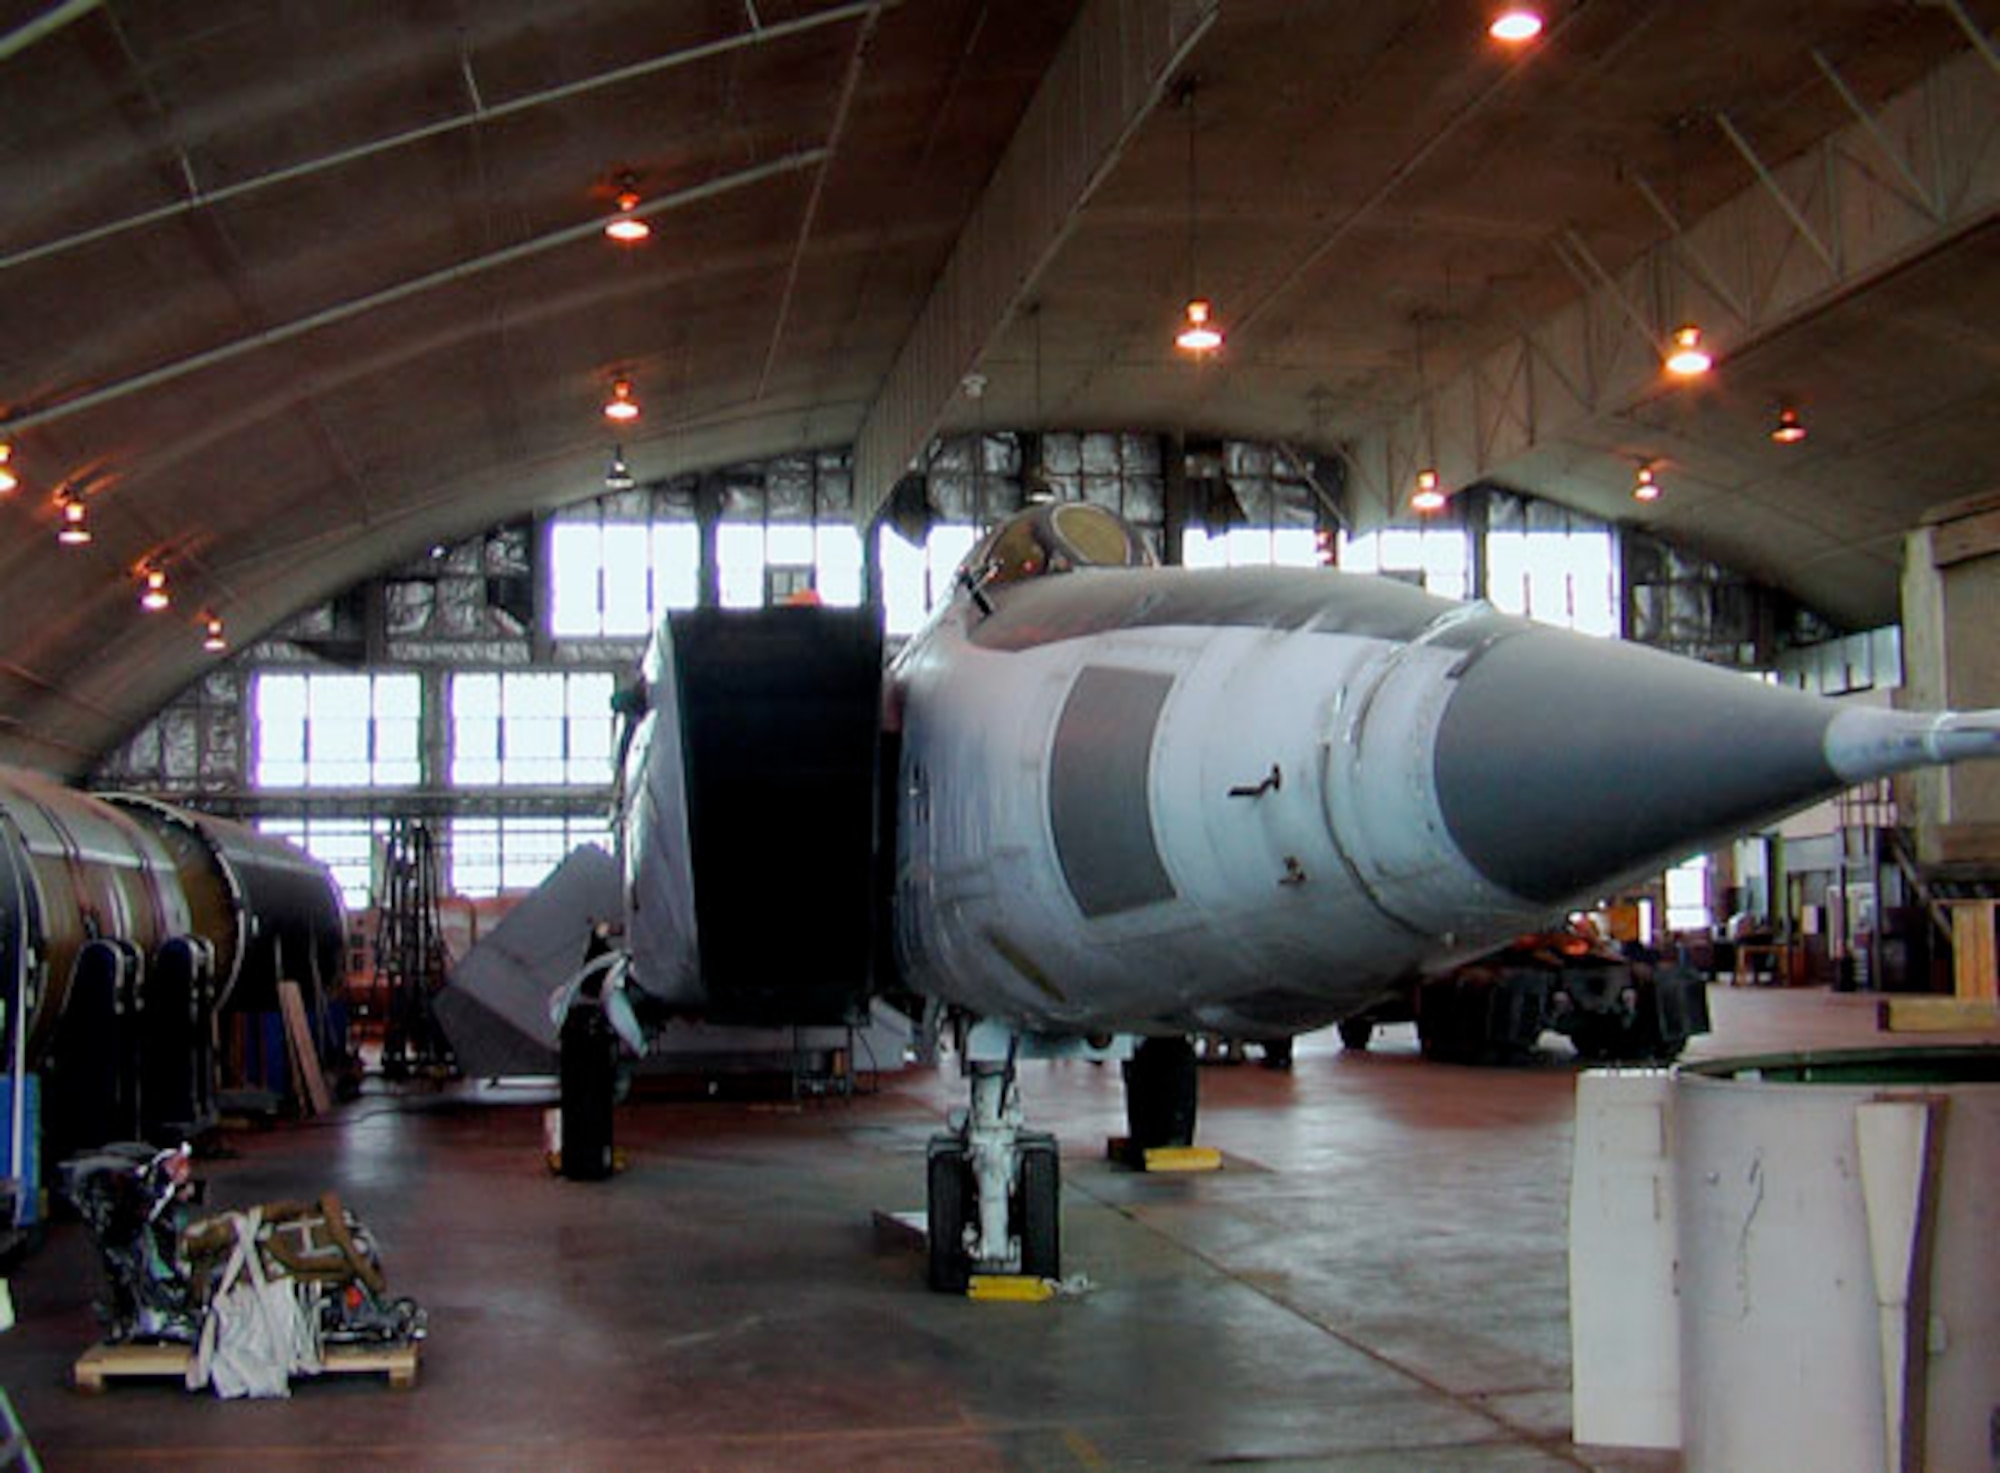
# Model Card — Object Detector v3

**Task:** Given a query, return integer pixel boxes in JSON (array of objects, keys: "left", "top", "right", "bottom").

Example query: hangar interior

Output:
[{"left": 2, "top": 0, "right": 1998, "bottom": 1467}]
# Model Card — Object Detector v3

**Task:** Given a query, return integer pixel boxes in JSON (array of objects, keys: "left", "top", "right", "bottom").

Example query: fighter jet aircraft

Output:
[{"left": 614, "top": 500, "right": 2000, "bottom": 1290}]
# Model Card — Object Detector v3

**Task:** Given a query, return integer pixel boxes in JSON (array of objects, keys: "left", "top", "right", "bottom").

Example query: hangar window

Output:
[
  {"left": 1182, "top": 443, "right": 1322, "bottom": 568},
  {"left": 450, "top": 671, "right": 616, "bottom": 786},
  {"left": 256, "top": 817, "right": 391, "bottom": 910},
  {"left": 549, "top": 521, "right": 699, "bottom": 638},
  {"left": 1336, "top": 526, "right": 1471, "bottom": 600},
  {"left": 1182, "top": 526, "right": 1321, "bottom": 568},
  {"left": 1666, "top": 855, "right": 1711, "bottom": 932},
  {"left": 1485, "top": 497, "right": 1617, "bottom": 636},
  {"left": 718, "top": 523, "right": 863, "bottom": 609},
  {"left": 878, "top": 524, "right": 977, "bottom": 637},
  {"left": 253, "top": 672, "right": 421, "bottom": 789},
  {"left": 448, "top": 816, "right": 609, "bottom": 897}
]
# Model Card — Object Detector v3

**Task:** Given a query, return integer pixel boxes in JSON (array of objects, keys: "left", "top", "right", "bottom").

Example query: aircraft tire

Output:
[
  {"left": 926, "top": 1143, "right": 972, "bottom": 1294},
  {"left": 1123, "top": 1036, "right": 1198, "bottom": 1149},
  {"left": 1259, "top": 1037, "right": 1295, "bottom": 1069},
  {"left": 1336, "top": 1018, "right": 1374, "bottom": 1052},
  {"left": 1017, "top": 1137, "right": 1060, "bottom": 1281}
]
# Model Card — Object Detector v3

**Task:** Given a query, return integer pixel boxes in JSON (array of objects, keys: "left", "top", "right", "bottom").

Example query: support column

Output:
[
  {"left": 1900, "top": 496, "right": 2000, "bottom": 865},
  {"left": 1898, "top": 495, "right": 2000, "bottom": 1014}
]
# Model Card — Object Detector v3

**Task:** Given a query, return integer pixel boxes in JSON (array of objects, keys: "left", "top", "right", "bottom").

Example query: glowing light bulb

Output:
[
  {"left": 1175, "top": 298, "right": 1223, "bottom": 353},
  {"left": 603, "top": 377, "right": 641, "bottom": 422},
  {"left": 1633, "top": 465, "right": 1661, "bottom": 502},
  {"left": 605, "top": 189, "right": 651, "bottom": 243},
  {"left": 57, "top": 497, "right": 91, "bottom": 545},
  {"left": 1489, "top": 9, "right": 1543, "bottom": 42},
  {"left": 140, "top": 567, "right": 171, "bottom": 611},
  {"left": 1665, "top": 324, "right": 1713, "bottom": 377},
  {"left": 0, "top": 442, "right": 16, "bottom": 495},
  {"left": 1771, "top": 407, "right": 1807, "bottom": 444},
  {"left": 1411, "top": 468, "right": 1447, "bottom": 514},
  {"left": 202, "top": 616, "right": 227, "bottom": 652}
]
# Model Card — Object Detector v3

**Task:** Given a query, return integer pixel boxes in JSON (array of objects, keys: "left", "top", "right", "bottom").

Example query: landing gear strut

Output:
[{"left": 926, "top": 1033, "right": 1065, "bottom": 1293}]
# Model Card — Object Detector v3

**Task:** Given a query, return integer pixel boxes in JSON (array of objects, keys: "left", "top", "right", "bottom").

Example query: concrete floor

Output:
[{"left": 5, "top": 986, "right": 1993, "bottom": 1469}]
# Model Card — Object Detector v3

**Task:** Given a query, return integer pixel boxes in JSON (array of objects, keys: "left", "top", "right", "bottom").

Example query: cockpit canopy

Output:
[{"left": 958, "top": 503, "right": 1156, "bottom": 594}]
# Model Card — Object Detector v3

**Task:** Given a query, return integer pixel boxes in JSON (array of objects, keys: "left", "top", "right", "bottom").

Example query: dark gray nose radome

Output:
[
  {"left": 1433, "top": 630, "right": 1845, "bottom": 907},
  {"left": 1433, "top": 627, "right": 2000, "bottom": 907}
]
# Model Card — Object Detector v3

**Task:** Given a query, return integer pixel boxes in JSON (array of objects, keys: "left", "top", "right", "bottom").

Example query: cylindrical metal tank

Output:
[
  {"left": 1675, "top": 1047, "right": 2000, "bottom": 1473},
  {"left": 0, "top": 768, "right": 192, "bottom": 1063},
  {"left": 102, "top": 796, "right": 346, "bottom": 1015},
  {"left": 0, "top": 768, "right": 346, "bottom": 1067}
]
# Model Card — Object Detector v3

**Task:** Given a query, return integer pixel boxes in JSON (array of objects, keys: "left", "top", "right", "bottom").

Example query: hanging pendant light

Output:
[
  {"left": 1176, "top": 298, "right": 1223, "bottom": 353},
  {"left": 605, "top": 445, "right": 636, "bottom": 491},
  {"left": 603, "top": 376, "right": 640, "bottom": 422},
  {"left": 1664, "top": 323, "right": 1712, "bottom": 377},
  {"left": 1489, "top": 9, "right": 1544, "bottom": 42},
  {"left": 202, "top": 614, "right": 228, "bottom": 653},
  {"left": 0, "top": 441, "right": 16, "bottom": 495},
  {"left": 139, "top": 566, "right": 171, "bottom": 611},
  {"left": 57, "top": 494, "right": 91, "bottom": 545},
  {"left": 1770, "top": 406, "right": 1807, "bottom": 444},
  {"left": 1172, "top": 80, "right": 1224, "bottom": 356},
  {"left": 1633, "top": 463, "right": 1661, "bottom": 502},
  {"left": 604, "top": 174, "right": 651, "bottom": 244},
  {"left": 1411, "top": 468, "right": 1447, "bottom": 514}
]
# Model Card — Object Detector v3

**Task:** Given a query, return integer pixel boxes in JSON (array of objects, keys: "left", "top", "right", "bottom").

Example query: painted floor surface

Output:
[{"left": 3, "top": 987, "right": 1989, "bottom": 1469}]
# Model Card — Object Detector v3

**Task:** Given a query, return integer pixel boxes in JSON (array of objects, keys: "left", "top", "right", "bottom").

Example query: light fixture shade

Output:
[
  {"left": 1633, "top": 465, "right": 1661, "bottom": 502},
  {"left": 0, "top": 441, "right": 15, "bottom": 494},
  {"left": 1771, "top": 407, "right": 1807, "bottom": 444},
  {"left": 1411, "top": 468, "right": 1447, "bottom": 513},
  {"left": 603, "top": 377, "right": 641, "bottom": 421},
  {"left": 140, "top": 567, "right": 171, "bottom": 611},
  {"left": 1175, "top": 297, "right": 1223, "bottom": 353},
  {"left": 1664, "top": 324, "right": 1713, "bottom": 377},
  {"left": 605, "top": 189, "right": 651, "bottom": 243},
  {"left": 605, "top": 446, "right": 636, "bottom": 491},
  {"left": 202, "top": 616, "right": 227, "bottom": 652},
  {"left": 57, "top": 497, "right": 90, "bottom": 544},
  {"left": 1489, "top": 9, "right": 1544, "bottom": 41}
]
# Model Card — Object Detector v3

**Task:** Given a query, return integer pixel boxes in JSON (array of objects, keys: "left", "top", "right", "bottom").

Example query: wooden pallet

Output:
[{"left": 74, "top": 1340, "right": 420, "bottom": 1393}]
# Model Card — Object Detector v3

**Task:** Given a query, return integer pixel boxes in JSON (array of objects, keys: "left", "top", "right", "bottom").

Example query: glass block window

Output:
[
  {"left": 448, "top": 815, "right": 611, "bottom": 897},
  {"left": 257, "top": 817, "right": 388, "bottom": 911},
  {"left": 450, "top": 671, "right": 616, "bottom": 786},
  {"left": 253, "top": 673, "right": 421, "bottom": 789}
]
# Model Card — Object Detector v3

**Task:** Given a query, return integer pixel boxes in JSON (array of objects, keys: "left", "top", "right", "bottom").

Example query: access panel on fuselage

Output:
[{"left": 668, "top": 606, "right": 882, "bottom": 1026}]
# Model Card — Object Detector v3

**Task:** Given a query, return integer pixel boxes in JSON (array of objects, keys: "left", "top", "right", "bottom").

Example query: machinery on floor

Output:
[
  {"left": 611, "top": 502, "right": 2000, "bottom": 1291},
  {"left": 64, "top": 1141, "right": 424, "bottom": 1398},
  {"left": 1, "top": 769, "right": 347, "bottom": 1255}
]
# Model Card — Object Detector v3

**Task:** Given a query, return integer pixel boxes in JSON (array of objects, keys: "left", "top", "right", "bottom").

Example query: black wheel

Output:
[
  {"left": 1017, "top": 1137, "right": 1060, "bottom": 1281},
  {"left": 1123, "top": 1036, "right": 1198, "bottom": 1149},
  {"left": 1259, "top": 1037, "right": 1295, "bottom": 1069},
  {"left": 1336, "top": 1018, "right": 1374, "bottom": 1052},
  {"left": 926, "top": 1143, "right": 971, "bottom": 1293}
]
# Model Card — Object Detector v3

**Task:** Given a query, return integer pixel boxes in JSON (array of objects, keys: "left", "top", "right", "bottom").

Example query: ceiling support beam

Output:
[
  {"left": 756, "top": 4, "right": 885, "bottom": 401},
  {"left": 1345, "top": 45, "right": 2000, "bottom": 524},
  {"left": 0, "top": 0, "right": 101, "bottom": 64},
  {"left": 0, "top": 0, "right": 880, "bottom": 275},
  {"left": 851, "top": 0, "right": 1217, "bottom": 526},
  {"left": 0, "top": 149, "right": 827, "bottom": 438}
]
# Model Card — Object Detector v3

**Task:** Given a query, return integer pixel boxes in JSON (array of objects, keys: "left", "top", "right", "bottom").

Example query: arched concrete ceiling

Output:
[{"left": 1, "top": 0, "right": 1996, "bottom": 775}]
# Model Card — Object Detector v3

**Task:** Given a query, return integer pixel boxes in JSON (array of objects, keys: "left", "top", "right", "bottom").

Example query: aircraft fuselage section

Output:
[{"left": 889, "top": 571, "right": 1545, "bottom": 1038}]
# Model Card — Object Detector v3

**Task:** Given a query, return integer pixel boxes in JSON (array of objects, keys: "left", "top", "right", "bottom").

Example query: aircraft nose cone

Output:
[{"left": 1432, "top": 629, "right": 1840, "bottom": 906}]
